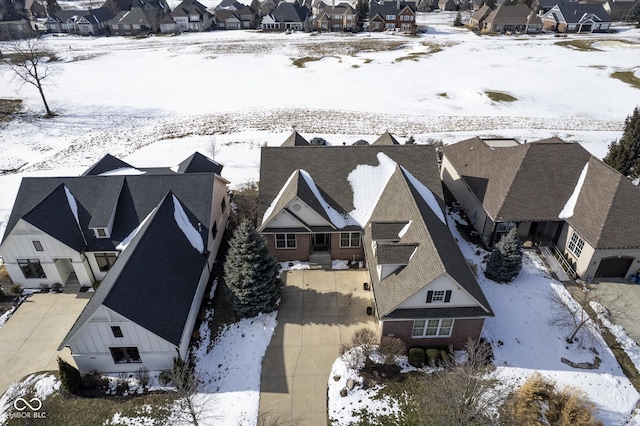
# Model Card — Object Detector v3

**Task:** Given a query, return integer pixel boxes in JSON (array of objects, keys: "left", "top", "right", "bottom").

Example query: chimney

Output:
[
  {"left": 397, "top": 0, "right": 400, "bottom": 8},
  {"left": 332, "top": 0, "right": 334, "bottom": 7}
]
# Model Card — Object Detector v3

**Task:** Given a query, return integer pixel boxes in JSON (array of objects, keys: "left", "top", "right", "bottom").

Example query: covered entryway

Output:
[{"left": 596, "top": 256, "right": 634, "bottom": 279}]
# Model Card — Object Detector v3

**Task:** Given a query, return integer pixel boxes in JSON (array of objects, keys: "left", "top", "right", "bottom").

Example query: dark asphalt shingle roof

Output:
[
  {"left": 443, "top": 137, "right": 640, "bottom": 249},
  {"left": 177, "top": 152, "right": 223, "bottom": 175},
  {"left": 60, "top": 193, "right": 207, "bottom": 348},
  {"left": 384, "top": 306, "right": 491, "bottom": 319},
  {"left": 370, "top": 221, "right": 409, "bottom": 240},
  {"left": 372, "top": 131, "right": 400, "bottom": 146},
  {"left": 258, "top": 144, "right": 438, "bottom": 227},
  {"left": 376, "top": 243, "right": 418, "bottom": 264},
  {"left": 485, "top": 4, "right": 541, "bottom": 26},
  {"left": 83, "top": 154, "right": 134, "bottom": 176},
  {"left": 271, "top": 2, "right": 310, "bottom": 22}
]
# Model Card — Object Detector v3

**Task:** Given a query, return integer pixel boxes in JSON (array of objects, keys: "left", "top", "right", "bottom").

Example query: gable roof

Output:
[
  {"left": 83, "top": 154, "right": 135, "bottom": 176},
  {"left": 545, "top": 3, "right": 610, "bottom": 23},
  {"left": 112, "top": 7, "right": 149, "bottom": 24},
  {"left": 2, "top": 155, "right": 218, "bottom": 250},
  {"left": 271, "top": 2, "right": 310, "bottom": 22},
  {"left": 470, "top": 4, "right": 490, "bottom": 22},
  {"left": 372, "top": 131, "right": 400, "bottom": 146},
  {"left": 281, "top": 131, "right": 310, "bottom": 147},
  {"left": 365, "top": 165, "right": 492, "bottom": 319},
  {"left": 258, "top": 144, "right": 440, "bottom": 230},
  {"left": 443, "top": 137, "right": 640, "bottom": 249},
  {"left": 370, "top": 0, "right": 416, "bottom": 17},
  {"left": 485, "top": 4, "right": 541, "bottom": 25},
  {"left": 60, "top": 192, "right": 207, "bottom": 349},
  {"left": 216, "top": 0, "right": 244, "bottom": 9},
  {"left": 172, "top": 0, "right": 211, "bottom": 16},
  {"left": 177, "top": 152, "right": 223, "bottom": 175}
]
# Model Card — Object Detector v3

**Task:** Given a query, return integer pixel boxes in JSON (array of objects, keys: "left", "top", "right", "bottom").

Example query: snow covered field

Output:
[{"left": 1, "top": 13, "right": 639, "bottom": 424}]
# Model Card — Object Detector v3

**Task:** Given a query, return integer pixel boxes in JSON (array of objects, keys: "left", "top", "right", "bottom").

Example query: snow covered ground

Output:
[{"left": 0, "top": 13, "right": 639, "bottom": 425}]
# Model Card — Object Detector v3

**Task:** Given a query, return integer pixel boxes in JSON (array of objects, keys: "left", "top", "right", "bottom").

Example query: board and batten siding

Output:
[
  {"left": 69, "top": 306, "right": 177, "bottom": 373},
  {"left": 396, "top": 274, "right": 480, "bottom": 309},
  {"left": 1, "top": 219, "right": 94, "bottom": 287}
]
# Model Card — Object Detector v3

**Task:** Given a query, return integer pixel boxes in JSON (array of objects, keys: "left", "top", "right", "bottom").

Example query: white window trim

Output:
[
  {"left": 568, "top": 231, "right": 585, "bottom": 258},
  {"left": 275, "top": 233, "right": 296, "bottom": 249},
  {"left": 412, "top": 319, "right": 455, "bottom": 338}
]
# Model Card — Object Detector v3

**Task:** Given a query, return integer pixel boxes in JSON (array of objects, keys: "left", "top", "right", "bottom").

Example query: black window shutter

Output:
[
  {"left": 444, "top": 290, "right": 452, "bottom": 302},
  {"left": 426, "top": 291, "right": 433, "bottom": 303}
]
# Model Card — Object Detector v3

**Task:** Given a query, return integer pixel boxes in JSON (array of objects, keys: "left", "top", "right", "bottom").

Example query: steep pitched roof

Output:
[
  {"left": 281, "top": 131, "right": 310, "bottom": 147},
  {"left": 258, "top": 145, "right": 439, "bottom": 229},
  {"left": 83, "top": 154, "right": 135, "bottom": 176},
  {"left": 470, "top": 4, "right": 490, "bottom": 22},
  {"left": 365, "top": 166, "right": 492, "bottom": 318},
  {"left": 371, "top": 131, "right": 400, "bottom": 146},
  {"left": 370, "top": 221, "right": 409, "bottom": 240},
  {"left": 112, "top": 7, "right": 149, "bottom": 24},
  {"left": 370, "top": 0, "right": 416, "bottom": 17},
  {"left": 172, "top": 0, "right": 211, "bottom": 16},
  {"left": 443, "top": 137, "right": 640, "bottom": 249},
  {"left": 60, "top": 192, "right": 207, "bottom": 349},
  {"left": 176, "top": 152, "right": 223, "bottom": 175},
  {"left": 547, "top": 3, "right": 610, "bottom": 23},
  {"left": 271, "top": 2, "right": 310, "bottom": 22}
]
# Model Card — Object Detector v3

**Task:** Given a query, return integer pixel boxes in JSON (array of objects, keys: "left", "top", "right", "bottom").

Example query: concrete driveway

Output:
[
  {"left": 594, "top": 279, "right": 640, "bottom": 344},
  {"left": 0, "top": 291, "right": 91, "bottom": 396},
  {"left": 258, "top": 269, "right": 379, "bottom": 425}
]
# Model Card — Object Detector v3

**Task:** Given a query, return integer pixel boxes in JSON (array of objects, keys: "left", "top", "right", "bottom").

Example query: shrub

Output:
[
  {"left": 351, "top": 328, "right": 377, "bottom": 359},
  {"left": 379, "top": 336, "right": 406, "bottom": 365},
  {"left": 11, "top": 285, "right": 22, "bottom": 297},
  {"left": 440, "top": 349, "right": 450, "bottom": 365},
  {"left": 58, "top": 357, "right": 82, "bottom": 394},
  {"left": 158, "top": 370, "right": 172, "bottom": 386},
  {"left": 425, "top": 348, "right": 441, "bottom": 366},
  {"left": 500, "top": 372, "right": 603, "bottom": 426},
  {"left": 136, "top": 367, "right": 150, "bottom": 388},
  {"left": 82, "top": 371, "right": 106, "bottom": 389},
  {"left": 40, "top": 283, "right": 49, "bottom": 293},
  {"left": 0, "top": 287, "right": 4, "bottom": 298},
  {"left": 52, "top": 282, "right": 62, "bottom": 293},
  {"left": 408, "top": 348, "right": 425, "bottom": 368}
]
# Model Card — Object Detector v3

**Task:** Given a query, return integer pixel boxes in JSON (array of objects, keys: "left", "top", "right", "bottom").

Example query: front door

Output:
[{"left": 312, "top": 234, "right": 330, "bottom": 252}]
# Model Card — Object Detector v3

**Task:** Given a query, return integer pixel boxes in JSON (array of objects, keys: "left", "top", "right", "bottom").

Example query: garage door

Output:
[{"left": 595, "top": 257, "right": 634, "bottom": 278}]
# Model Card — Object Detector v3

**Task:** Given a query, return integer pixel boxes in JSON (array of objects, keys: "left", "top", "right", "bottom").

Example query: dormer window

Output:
[
  {"left": 94, "top": 228, "right": 109, "bottom": 238},
  {"left": 426, "top": 290, "right": 452, "bottom": 303}
]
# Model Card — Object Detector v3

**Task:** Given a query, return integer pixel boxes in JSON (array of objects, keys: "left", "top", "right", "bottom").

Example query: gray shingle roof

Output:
[
  {"left": 376, "top": 243, "right": 418, "bottom": 264},
  {"left": 281, "top": 131, "right": 310, "bottom": 147},
  {"left": 384, "top": 306, "right": 490, "bottom": 319},
  {"left": 443, "top": 137, "right": 640, "bottom": 249},
  {"left": 370, "top": 0, "right": 416, "bottom": 17},
  {"left": 485, "top": 4, "right": 541, "bottom": 26},
  {"left": 372, "top": 131, "right": 400, "bottom": 146},
  {"left": 271, "top": 2, "right": 310, "bottom": 22},
  {"left": 258, "top": 145, "right": 438, "bottom": 227},
  {"left": 554, "top": 3, "right": 610, "bottom": 22},
  {"left": 365, "top": 167, "right": 492, "bottom": 318},
  {"left": 177, "top": 152, "right": 223, "bottom": 175},
  {"left": 172, "top": 0, "right": 209, "bottom": 16},
  {"left": 370, "top": 221, "right": 409, "bottom": 240},
  {"left": 60, "top": 192, "right": 208, "bottom": 349},
  {"left": 83, "top": 154, "right": 134, "bottom": 176}
]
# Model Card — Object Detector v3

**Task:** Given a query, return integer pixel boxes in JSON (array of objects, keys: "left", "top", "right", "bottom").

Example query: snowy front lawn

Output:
[{"left": 327, "top": 212, "right": 640, "bottom": 425}]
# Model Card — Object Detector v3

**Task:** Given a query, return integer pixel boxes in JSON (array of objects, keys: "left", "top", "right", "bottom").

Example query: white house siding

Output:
[
  {"left": 286, "top": 198, "right": 333, "bottom": 227},
  {"left": 178, "top": 265, "right": 210, "bottom": 358},
  {"left": 69, "top": 306, "right": 177, "bottom": 373},
  {"left": 396, "top": 274, "right": 480, "bottom": 309},
  {"left": 440, "top": 156, "right": 493, "bottom": 244},
  {"left": 0, "top": 219, "right": 93, "bottom": 288}
]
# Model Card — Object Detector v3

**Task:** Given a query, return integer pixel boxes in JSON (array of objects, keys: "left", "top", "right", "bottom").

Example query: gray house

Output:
[
  {"left": 441, "top": 137, "right": 640, "bottom": 281},
  {"left": 258, "top": 134, "right": 493, "bottom": 349}
]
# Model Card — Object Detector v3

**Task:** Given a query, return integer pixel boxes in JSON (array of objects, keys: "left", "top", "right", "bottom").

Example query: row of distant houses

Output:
[
  {"left": 468, "top": 1, "right": 616, "bottom": 34},
  {"left": 25, "top": 0, "right": 418, "bottom": 37}
]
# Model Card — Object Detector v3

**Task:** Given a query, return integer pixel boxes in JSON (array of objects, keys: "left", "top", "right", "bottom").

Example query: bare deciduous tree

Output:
[
  {"left": 170, "top": 357, "right": 216, "bottom": 426},
  {"left": 5, "top": 38, "right": 58, "bottom": 117}
]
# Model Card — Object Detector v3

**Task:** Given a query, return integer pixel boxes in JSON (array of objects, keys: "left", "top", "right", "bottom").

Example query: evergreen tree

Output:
[
  {"left": 624, "top": 1, "right": 640, "bottom": 24},
  {"left": 355, "top": 0, "right": 369, "bottom": 31},
  {"left": 604, "top": 107, "right": 640, "bottom": 180},
  {"left": 57, "top": 356, "right": 82, "bottom": 394},
  {"left": 453, "top": 11, "right": 463, "bottom": 26},
  {"left": 46, "top": 0, "right": 61, "bottom": 14},
  {"left": 485, "top": 227, "right": 522, "bottom": 283},
  {"left": 484, "top": 0, "right": 496, "bottom": 9},
  {"left": 224, "top": 221, "right": 282, "bottom": 318}
]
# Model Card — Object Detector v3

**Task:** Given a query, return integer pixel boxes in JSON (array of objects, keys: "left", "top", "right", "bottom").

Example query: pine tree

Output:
[
  {"left": 485, "top": 227, "right": 522, "bottom": 283},
  {"left": 604, "top": 107, "right": 640, "bottom": 180},
  {"left": 224, "top": 221, "right": 282, "bottom": 317},
  {"left": 57, "top": 356, "right": 82, "bottom": 394},
  {"left": 46, "top": 0, "right": 61, "bottom": 14},
  {"left": 355, "top": 0, "right": 369, "bottom": 31},
  {"left": 453, "top": 11, "right": 463, "bottom": 27}
]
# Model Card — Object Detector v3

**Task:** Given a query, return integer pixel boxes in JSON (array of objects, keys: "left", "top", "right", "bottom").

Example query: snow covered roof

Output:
[
  {"left": 258, "top": 142, "right": 438, "bottom": 231},
  {"left": 444, "top": 137, "right": 640, "bottom": 249},
  {"left": 60, "top": 192, "right": 208, "bottom": 349}
]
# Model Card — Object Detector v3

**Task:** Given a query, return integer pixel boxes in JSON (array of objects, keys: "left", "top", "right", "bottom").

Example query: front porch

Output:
[{"left": 264, "top": 232, "right": 365, "bottom": 267}]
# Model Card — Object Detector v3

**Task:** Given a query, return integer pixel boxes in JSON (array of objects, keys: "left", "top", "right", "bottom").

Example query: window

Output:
[
  {"left": 32, "top": 241, "right": 44, "bottom": 252},
  {"left": 96, "top": 228, "right": 107, "bottom": 238},
  {"left": 426, "top": 290, "right": 452, "bottom": 303},
  {"left": 275, "top": 233, "right": 296, "bottom": 249},
  {"left": 385, "top": 14, "right": 396, "bottom": 19},
  {"left": 340, "top": 232, "right": 361, "bottom": 248},
  {"left": 95, "top": 253, "right": 117, "bottom": 272},
  {"left": 18, "top": 259, "right": 46, "bottom": 279},
  {"left": 385, "top": 23, "right": 395, "bottom": 29},
  {"left": 412, "top": 319, "right": 454, "bottom": 337},
  {"left": 111, "top": 326, "right": 123, "bottom": 338},
  {"left": 212, "top": 220, "right": 218, "bottom": 241},
  {"left": 123, "top": 24, "right": 130, "bottom": 29},
  {"left": 109, "top": 347, "right": 141, "bottom": 364},
  {"left": 568, "top": 232, "right": 585, "bottom": 257},
  {"left": 221, "top": 198, "right": 226, "bottom": 213},
  {"left": 133, "top": 24, "right": 141, "bottom": 29}
]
